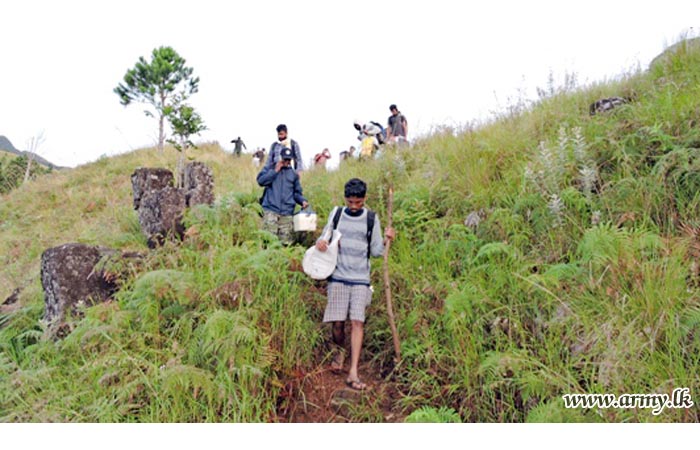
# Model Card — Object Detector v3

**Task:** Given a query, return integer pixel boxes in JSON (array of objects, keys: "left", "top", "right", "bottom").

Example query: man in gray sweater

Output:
[{"left": 315, "top": 178, "right": 396, "bottom": 390}]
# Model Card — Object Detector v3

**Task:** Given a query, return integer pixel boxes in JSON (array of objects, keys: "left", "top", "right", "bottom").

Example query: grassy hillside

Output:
[{"left": 2, "top": 40, "right": 700, "bottom": 422}]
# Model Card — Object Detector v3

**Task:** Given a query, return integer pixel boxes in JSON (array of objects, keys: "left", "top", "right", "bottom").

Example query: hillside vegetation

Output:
[
  {"left": 2, "top": 40, "right": 700, "bottom": 422},
  {"left": 0, "top": 152, "right": 53, "bottom": 194}
]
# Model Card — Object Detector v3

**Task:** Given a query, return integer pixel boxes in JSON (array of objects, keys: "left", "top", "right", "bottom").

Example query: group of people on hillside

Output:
[
  {"left": 348, "top": 104, "right": 409, "bottom": 161},
  {"left": 254, "top": 118, "right": 397, "bottom": 391},
  {"left": 237, "top": 104, "right": 408, "bottom": 168},
  {"left": 231, "top": 137, "right": 268, "bottom": 167}
]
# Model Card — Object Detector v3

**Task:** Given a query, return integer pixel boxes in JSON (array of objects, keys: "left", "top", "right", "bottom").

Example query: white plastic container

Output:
[{"left": 294, "top": 210, "right": 317, "bottom": 232}]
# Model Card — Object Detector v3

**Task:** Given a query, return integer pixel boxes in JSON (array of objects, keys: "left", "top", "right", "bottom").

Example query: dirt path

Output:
[{"left": 275, "top": 358, "right": 404, "bottom": 423}]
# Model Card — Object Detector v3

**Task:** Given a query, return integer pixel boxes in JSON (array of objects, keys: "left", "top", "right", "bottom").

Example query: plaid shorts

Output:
[{"left": 323, "top": 282, "right": 372, "bottom": 323}]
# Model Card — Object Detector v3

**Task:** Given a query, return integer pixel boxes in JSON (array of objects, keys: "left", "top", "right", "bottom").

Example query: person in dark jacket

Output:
[
  {"left": 257, "top": 147, "right": 308, "bottom": 245},
  {"left": 231, "top": 136, "right": 247, "bottom": 157},
  {"left": 266, "top": 124, "right": 304, "bottom": 173}
]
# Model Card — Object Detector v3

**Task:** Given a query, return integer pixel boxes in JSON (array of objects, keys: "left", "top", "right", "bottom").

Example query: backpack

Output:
[
  {"left": 271, "top": 140, "right": 298, "bottom": 170},
  {"left": 329, "top": 207, "right": 376, "bottom": 258},
  {"left": 369, "top": 121, "right": 387, "bottom": 145}
]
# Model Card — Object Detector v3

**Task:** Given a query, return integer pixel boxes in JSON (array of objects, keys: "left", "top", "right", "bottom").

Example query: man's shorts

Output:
[{"left": 323, "top": 282, "right": 372, "bottom": 323}]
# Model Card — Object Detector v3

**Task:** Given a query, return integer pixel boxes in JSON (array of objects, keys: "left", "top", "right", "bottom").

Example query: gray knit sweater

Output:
[{"left": 317, "top": 207, "right": 385, "bottom": 285}]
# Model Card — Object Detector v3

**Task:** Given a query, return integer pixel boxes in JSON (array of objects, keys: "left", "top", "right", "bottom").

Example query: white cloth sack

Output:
[{"left": 302, "top": 229, "right": 341, "bottom": 280}]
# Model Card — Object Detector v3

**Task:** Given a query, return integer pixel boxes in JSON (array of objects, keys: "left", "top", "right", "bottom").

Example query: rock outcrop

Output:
[
  {"left": 130, "top": 168, "right": 175, "bottom": 210},
  {"left": 589, "top": 97, "right": 629, "bottom": 116},
  {"left": 138, "top": 186, "right": 187, "bottom": 248},
  {"left": 184, "top": 162, "right": 214, "bottom": 207},
  {"left": 41, "top": 243, "right": 119, "bottom": 324},
  {"left": 131, "top": 163, "right": 214, "bottom": 247}
]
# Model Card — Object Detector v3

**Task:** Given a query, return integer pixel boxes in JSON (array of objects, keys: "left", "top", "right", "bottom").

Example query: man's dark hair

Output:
[
  {"left": 276, "top": 124, "right": 287, "bottom": 133},
  {"left": 344, "top": 178, "right": 367, "bottom": 198},
  {"left": 389, "top": 104, "right": 397, "bottom": 111}
]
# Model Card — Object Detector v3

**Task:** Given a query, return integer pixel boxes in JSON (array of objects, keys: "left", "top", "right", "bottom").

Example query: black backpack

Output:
[{"left": 329, "top": 207, "right": 376, "bottom": 258}]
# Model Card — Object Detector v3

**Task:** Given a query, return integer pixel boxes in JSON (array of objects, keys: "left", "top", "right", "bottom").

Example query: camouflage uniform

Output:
[{"left": 263, "top": 210, "right": 295, "bottom": 245}]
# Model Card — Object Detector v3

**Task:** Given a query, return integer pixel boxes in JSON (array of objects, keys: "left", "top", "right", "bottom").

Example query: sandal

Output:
[
  {"left": 330, "top": 349, "right": 346, "bottom": 374},
  {"left": 345, "top": 378, "right": 368, "bottom": 391}
]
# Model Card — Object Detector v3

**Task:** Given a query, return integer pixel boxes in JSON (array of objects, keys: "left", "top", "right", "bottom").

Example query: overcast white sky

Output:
[{"left": 1, "top": 1, "right": 696, "bottom": 168}]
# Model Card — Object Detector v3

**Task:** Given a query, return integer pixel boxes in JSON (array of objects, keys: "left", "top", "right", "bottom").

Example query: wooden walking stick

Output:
[{"left": 383, "top": 185, "right": 401, "bottom": 362}]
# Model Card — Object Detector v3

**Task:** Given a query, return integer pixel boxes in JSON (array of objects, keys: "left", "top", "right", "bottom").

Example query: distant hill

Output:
[
  {"left": 0, "top": 135, "right": 19, "bottom": 153},
  {"left": 0, "top": 135, "right": 65, "bottom": 169}
]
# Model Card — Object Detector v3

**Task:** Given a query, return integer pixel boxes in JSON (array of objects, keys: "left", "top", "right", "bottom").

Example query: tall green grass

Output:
[{"left": 2, "top": 39, "right": 700, "bottom": 422}]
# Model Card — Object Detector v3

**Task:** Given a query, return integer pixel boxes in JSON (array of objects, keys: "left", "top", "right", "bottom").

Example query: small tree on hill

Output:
[
  {"left": 166, "top": 101, "right": 207, "bottom": 188},
  {"left": 114, "top": 46, "right": 199, "bottom": 152}
]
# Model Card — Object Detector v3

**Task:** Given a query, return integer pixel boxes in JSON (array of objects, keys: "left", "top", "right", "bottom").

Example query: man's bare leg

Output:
[
  {"left": 331, "top": 321, "right": 346, "bottom": 372},
  {"left": 346, "top": 320, "right": 367, "bottom": 389}
]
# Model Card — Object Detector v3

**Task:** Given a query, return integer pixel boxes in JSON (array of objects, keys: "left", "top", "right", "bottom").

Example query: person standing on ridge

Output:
[
  {"left": 313, "top": 148, "right": 332, "bottom": 168},
  {"left": 266, "top": 124, "right": 304, "bottom": 174},
  {"left": 257, "top": 147, "right": 308, "bottom": 245},
  {"left": 231, "top": 136, "right": 247, "bottom": 157},
  {"left": 386, "top": 104, "right": 408, "bottom": 146},
  {"left": 315, "top": 178, "right": 396, "bottom": 390}
]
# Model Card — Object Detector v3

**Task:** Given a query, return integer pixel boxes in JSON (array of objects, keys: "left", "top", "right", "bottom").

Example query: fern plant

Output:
[{"left": 405, "top": 406, "right": 462, "bottom": 423}]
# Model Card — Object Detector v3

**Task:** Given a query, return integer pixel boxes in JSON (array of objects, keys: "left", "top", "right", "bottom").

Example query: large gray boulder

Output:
[
  {"left": 184, "top": 162, "right": 214, "bottom": 207},
  {"left": 138, "top": 186, "right": 186, "bottom": 248},
  {"left": 131, "top": 168, "right": 174, "bottom": 210},
  {"left": 41, "top": 243, "right": 119, "bottom": 324}
]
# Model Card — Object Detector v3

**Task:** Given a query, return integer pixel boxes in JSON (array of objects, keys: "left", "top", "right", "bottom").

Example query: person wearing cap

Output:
[
  {"left": 256, "top": 147, "right": 309, "bottom": 245},
  {"left": 386, "top": 104, "right": 408, "bottom": 145},
  {"left": 266, "top": 124, "right": 304, "bottom": 173}
]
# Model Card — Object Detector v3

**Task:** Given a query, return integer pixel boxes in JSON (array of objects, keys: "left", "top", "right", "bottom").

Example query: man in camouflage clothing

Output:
[{"left": 256, "top": 147, "right": 308, "bottom": 245}]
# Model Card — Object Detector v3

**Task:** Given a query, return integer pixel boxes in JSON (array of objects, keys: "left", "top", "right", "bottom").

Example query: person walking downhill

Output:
[
  {"left": 386, "top": 104, "right": 408, "bottom": 146},
  {"left": 252, "top": 147, "right": 266, "bottom": 167},
  {"left": 231, "top": 136, "right": 247, "bottom": 157},
  {"left": 257, "top": 147, "right": 308, "bottom": 245},
  {"left": 315, "top": 178, "right": 396, "bottom": 390},
  {"left": 266, "top": 124, "right": 304, "bottom": 174}
]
